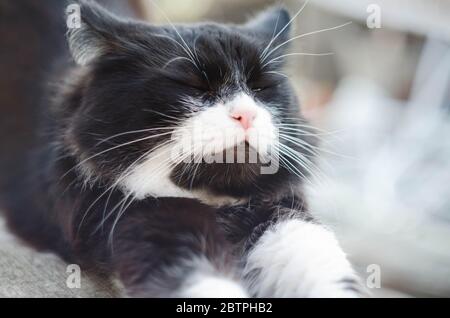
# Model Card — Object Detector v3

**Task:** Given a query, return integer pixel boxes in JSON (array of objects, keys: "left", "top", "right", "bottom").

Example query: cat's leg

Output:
[
  {"left": 75, "top": 197, "right": 248, "bottom": 298},
  {"left": 242, "top": 217, "right": 362, "bottom": 298}
]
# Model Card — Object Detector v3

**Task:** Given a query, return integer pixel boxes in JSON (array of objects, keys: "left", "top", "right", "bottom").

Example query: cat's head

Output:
[{"left": 61, "top": 0, "right": 316, "bottom": 202}]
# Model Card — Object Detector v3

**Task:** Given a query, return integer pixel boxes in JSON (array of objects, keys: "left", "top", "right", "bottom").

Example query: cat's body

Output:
[{"left": 0, "top": 0, "right": 360, "bottom": 297}]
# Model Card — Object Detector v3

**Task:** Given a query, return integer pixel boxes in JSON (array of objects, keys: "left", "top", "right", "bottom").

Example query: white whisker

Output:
[
  {"left": 141, "top": 108, "right": 186, "bottom": 122},
  {"left": 276, "top": 142, "right": 325, "bottom": 185},
  {"left": 280, "top": 135, "right": 320, "bottom": 157},
  {"left": 262, "top": 21, "right": 352, "bottom": 63},
  {"left": 260, "top": 0, "right": 310, "bottom": 60},
  {"left": 59, "top": 131, "right": 176, "bottom": 182},
  {"left": 264, "top": 70, "right": 290, "bottom": 79},
  {"left": 94, "top": 127, "right": 177, "bottom": 147},
  {"left": 262, "top": 52, "right": 334, "bottom": 69},
  {"left": 163, "top": 56, "right": 197, "bottom": 69},
  {"left": 77, "top": 139, "right": 175, "bottom": 234},
  {"left": 148, "top": 0, "right": 200, "bottom": 70},
  {"left": 108, "top": 194, "right": 135, "bottom": 250},
  {"left": 280, "top": 133, "right": 354, "bottom": 159}
]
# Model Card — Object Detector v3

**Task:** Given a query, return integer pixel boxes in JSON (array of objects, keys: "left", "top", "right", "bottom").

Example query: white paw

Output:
[
  {"left": 244, "top": 219, "right": 361, "bottom": 298},
  {"left": 179, "top": 275, "right": 249, "bottom": 298},
  {"left": 307, "top": 285, "right": 361, "bottom": 298}
]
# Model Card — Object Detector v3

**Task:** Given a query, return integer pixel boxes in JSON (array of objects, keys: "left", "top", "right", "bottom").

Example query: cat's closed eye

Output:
[
  {"left": 162, "top": 71, "right": 210, "bottom": 93},
  {"left": 248, "top": 73, "right": 284, "bottom": 93},
  {"left": 159, "top": 59, "right": 211, "bottom": 92}
]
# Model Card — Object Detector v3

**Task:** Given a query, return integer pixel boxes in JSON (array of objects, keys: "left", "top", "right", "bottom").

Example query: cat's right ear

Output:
[
  {"left": 244, "top": 7, "right": 292, "bottom": 42},
  {"left": 66, "top": 0, "right": 128, "bottom": 66}
]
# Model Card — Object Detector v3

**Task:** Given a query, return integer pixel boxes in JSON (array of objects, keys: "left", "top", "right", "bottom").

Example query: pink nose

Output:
[{"left": 231, "top": 109, "right": 257, "bottom": 130}]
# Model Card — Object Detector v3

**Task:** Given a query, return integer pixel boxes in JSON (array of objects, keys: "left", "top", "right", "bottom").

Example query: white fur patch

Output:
[
  {"left": 178, "top": 258, "right": 248, "bottom": 298},
  {"left": 244, "top": 219, "right": 359, "bottom": 298},
  {"left": 120, "top": 92, "right": 277, "bottom": 203},
  {"left": 179, "top": 275, "right": 249, "bottom": 298},
  {"left": 176, "top": 93, "right": 276, "bottom": 159},
  {"left": 120, "top": 144, "right": 192, "bottom": 200},
  {"left": 119, "top": 144, "right": 244, "bottom": 206}
]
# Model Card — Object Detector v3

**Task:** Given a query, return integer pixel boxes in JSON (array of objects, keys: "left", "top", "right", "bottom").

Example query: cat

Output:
[{"left": 0, "top": 0, "right": 361, "bottom": 297}]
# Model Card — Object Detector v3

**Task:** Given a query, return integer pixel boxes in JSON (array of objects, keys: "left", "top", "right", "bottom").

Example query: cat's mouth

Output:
[
  {"left": 206, "top": 141, "right": 265, "bottom": 162},
  {"left": 169, "top": 139, "right": 276, "bottom": 195},
  {"left": 170, "top": 157, "right": 264, "bottom": 196},
  {"left": 172, "top": 126, "right": 274, "bottom": 162}
]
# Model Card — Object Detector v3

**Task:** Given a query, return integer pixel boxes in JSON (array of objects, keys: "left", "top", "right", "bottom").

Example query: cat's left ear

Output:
[
  {"left": 244, "top": 7, "right": 292, "bottom": 42},
  {"left": 67, "top": 0, "right": 134, "bottom": 65}
]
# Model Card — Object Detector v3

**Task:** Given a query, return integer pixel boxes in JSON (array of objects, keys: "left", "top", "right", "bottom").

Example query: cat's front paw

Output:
[
  {"left": 179, "top": 275, "right": 249, "bottom": 298},
  {"left": 306, "top": 279, "right": 364, "bottom": 298},
  {"left": 244, "top": 219, "right": 364, "bottom": 298}
]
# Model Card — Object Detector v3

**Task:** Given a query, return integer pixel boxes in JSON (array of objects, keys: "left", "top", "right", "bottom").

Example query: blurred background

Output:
[{"left": 0, "top": 0, "right": 449, "bottom": 297}]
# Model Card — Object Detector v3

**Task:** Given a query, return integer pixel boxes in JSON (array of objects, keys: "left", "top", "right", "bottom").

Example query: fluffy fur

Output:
[
  {"left": 244, "top": 219, "right": 360, "bottom": 297},
  {"left": 0, "top": 0, "right": 360, "bottom": 297}
]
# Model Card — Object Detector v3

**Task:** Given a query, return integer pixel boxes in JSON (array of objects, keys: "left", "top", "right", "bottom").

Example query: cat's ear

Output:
[
  {"left": 245, "top": 7, "right": 292, "bottom": 42},
  {"left": 67, "top": 0, "right": 129, "bottom": 65}
]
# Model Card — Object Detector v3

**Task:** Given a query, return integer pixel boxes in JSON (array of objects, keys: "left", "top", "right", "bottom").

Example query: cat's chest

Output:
[{"left": 118, "top": 144, "right": 245, "bottom": 207}]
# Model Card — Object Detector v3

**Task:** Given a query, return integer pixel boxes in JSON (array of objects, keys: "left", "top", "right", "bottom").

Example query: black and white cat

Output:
[{"left": 1, "top": 0, "right": 360, "bottom": 297}]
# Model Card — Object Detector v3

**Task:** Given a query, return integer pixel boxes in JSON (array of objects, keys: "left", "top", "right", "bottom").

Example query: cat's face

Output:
[{"left": 63, "top": 1, "right": 315, "bottom": 202}]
